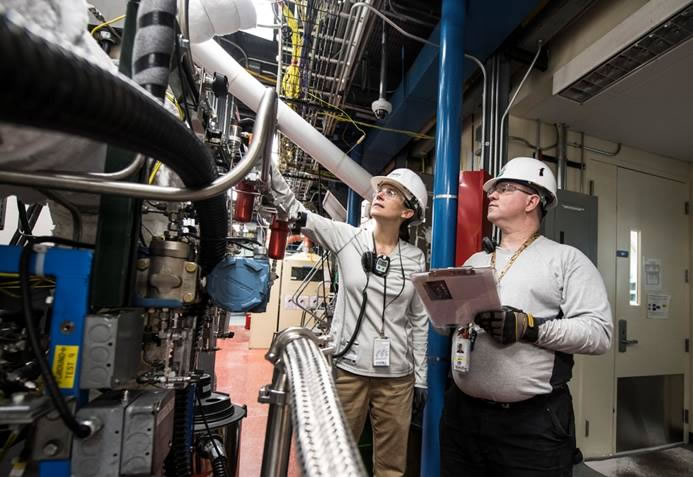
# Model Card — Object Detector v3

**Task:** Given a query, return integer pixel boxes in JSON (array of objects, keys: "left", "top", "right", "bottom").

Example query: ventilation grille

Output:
[{"left": 559, "top": 4, "right": 692, "bottom": 104}]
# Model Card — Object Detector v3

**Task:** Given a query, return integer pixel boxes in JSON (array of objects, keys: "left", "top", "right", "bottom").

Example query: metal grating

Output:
[
  {"left": 559, "top": 4, "right": 692, "bottom": 104},
  {"left": 274, "top": 1, "right": 383, "bottom": 203}
]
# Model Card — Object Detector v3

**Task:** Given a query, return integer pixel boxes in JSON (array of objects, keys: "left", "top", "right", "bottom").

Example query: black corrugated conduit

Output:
[{"left": 0, "top": 9, "right": 227, "bottom": 273}]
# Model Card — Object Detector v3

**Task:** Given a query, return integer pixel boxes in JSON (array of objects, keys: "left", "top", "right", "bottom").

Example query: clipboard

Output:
[{"left": 411, "top": 266, "right": 500, "bottom": 327}]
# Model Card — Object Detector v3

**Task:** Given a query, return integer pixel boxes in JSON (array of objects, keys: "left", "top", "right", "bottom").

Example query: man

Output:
[{"left": 440, "top": 157, "right": 613, "bottom": 476}]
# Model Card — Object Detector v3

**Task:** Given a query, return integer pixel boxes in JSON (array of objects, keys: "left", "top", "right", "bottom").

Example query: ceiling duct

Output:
[{"left": 553, "top": 0, "right": 692, "bottom": 104}]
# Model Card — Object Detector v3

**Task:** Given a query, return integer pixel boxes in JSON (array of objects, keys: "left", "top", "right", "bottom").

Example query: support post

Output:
[
  {"left": 421, "top": 0, "right": 466, "bottom": 475},
  {"left": 346, "top": 144, "right": 364, "bottom": 226}
]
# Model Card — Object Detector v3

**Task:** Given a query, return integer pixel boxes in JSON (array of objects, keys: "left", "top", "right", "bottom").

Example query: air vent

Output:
[{"left": 555, "top": 3, "right": 692, "bottom": 104}]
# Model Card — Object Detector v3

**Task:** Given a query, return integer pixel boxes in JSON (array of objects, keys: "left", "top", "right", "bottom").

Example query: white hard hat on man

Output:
[
  {"left": 483, "top": 157, "right": 558, "bottom": 211},
  {"left": 370, "top": 169, "right": 429, "bottom": 225}
]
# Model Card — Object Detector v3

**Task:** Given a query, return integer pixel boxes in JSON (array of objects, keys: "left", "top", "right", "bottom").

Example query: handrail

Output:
[
  {"left": 0, "top": 89, "right": 277, "bottom": 201},
  {"left": 260, "top": 328, "right": 365, "bottom": 477}
]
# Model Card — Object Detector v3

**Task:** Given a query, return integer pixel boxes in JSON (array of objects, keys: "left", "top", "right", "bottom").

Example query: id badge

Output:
[
  {"left": 373, "top": 337, "right": 391, "bottom": 367},
  {"left": 452, "top": 327, "right": 471, "bottom": 374}
]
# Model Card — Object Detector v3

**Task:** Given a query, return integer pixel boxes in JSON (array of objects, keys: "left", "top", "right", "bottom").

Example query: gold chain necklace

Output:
[{"left": 490, "top": 232, "right": 540, "bottom": 283}]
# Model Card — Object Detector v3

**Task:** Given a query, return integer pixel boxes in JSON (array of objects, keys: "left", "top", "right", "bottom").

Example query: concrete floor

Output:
[{"left": 215, "top": 325, "right": 300, "bottom": 477}]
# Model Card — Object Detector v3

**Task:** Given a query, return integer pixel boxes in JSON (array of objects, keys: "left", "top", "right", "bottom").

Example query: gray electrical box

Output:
[
  {"left": 80, "top": 311, "right": 144, "bottom": 389},
  {"left": 120, "top": 389, "right": 175, "bottom": 476},
  {"left": 542, "top": 189, "right": 598, "bottom": 265},
  {"left": 72, "top": 391, "right": 137, "bottom": 476},
  {"left": 71, "top": 389, "right": 174, "bottom": 476}
]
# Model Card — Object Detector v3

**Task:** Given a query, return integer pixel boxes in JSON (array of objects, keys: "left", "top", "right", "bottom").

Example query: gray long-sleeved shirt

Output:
[
  {"left": 302, "top": 214, "right": 429, "bottom": 387},
  {"left": 453, "top": 235, "right": 612, "bottom": 402},
  {"left": 269, "top": 167, "right": 429, "bottom": 387}
]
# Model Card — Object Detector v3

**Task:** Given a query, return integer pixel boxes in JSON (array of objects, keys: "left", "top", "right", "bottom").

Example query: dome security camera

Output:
[{"left": 371, "top": 98, "right": 392, "bottom": 120}]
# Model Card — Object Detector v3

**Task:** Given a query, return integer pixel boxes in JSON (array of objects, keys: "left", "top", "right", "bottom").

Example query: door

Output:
[{"left": 615, "top": 167, "right": 689, "bottom": 451}]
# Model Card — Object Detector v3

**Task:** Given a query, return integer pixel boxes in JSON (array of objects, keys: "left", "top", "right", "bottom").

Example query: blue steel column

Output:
[
  {"left": 346, "top": 144, "right": 364, "bottom": 226},
  {"left": 421, "top": 0, "right": 465, "bottom": 475}
]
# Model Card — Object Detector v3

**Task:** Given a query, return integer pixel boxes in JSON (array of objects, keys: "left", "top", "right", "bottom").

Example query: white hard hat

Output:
[
  {"left": 370, "top": 168, "right": 428, "bottom": 225},
  {"left": 483, "top": 157, "right": 558, "bottom": 210}
]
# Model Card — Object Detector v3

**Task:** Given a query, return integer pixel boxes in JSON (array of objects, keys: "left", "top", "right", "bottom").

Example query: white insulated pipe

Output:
[{"left": 191, "top": 40, "right": 374, "bottom": 200}]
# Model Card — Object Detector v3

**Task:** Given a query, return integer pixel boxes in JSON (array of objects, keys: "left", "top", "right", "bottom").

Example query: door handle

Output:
[{"left": 617, "top": 319, "right": 638, "bottom": 352}]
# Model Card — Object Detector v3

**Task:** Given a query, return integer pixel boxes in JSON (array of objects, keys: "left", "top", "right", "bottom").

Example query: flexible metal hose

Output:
[
  {"left": 283, "top": 338, "right": 366, "bottom": 476},
  {"left": 0, "top": 9, "right": 227, "bottom": 273}
]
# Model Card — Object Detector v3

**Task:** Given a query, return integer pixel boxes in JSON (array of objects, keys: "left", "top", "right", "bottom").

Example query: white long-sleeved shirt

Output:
[{"left": 452, "top": 235, "right": 613, "bottom": 402}]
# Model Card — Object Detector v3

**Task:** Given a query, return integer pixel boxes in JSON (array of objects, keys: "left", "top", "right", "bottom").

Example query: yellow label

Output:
[{"left": 52, "top": 345, "right": 79, "bottom": 389}]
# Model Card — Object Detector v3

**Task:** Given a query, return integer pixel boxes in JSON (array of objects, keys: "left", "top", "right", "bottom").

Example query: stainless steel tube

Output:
[
  {"left": 0, "top": 90, "right": 277, "bottom": 201},
  {"left": 260, "top": 367, "right": 293, "bottom": 477},
  {"left": 260, "top": 328, "right": 365, "bottom": 477}
]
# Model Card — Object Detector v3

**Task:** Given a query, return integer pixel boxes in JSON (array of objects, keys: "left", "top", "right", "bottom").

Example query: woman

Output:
[{"left": 270, "top": 165, "right": 430, "bottom": 477}]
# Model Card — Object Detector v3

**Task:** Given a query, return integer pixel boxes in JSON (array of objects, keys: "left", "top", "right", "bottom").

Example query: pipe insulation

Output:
[
  {"left": 283, "top": 337, "right": 366, "bottom": 476},
  {"left": 191, "top": 40, "right": 375, "bottom": 199},
  {"left": 0, "top": 9, "right": 227, "bottom": 273},
  {"left": 132, "top": 0, "right": 178, "bottom": 101}
]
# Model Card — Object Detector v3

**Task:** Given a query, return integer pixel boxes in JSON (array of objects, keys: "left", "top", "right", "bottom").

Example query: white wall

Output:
[{"left": 0, "top": 197, "right": 54, "bottom": 245}]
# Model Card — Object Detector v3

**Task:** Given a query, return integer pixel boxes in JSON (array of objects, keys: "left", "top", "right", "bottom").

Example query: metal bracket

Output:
[{"left": 258, "top": 385, "right": 287, "bottom": 406}]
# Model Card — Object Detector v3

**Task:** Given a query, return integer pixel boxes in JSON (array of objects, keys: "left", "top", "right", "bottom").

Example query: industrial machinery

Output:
[{"left": 0, "top": 0, "right": 374, "bottom": 475}]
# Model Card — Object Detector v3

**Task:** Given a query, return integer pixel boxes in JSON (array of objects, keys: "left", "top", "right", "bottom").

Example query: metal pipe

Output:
[
  {"left": 261, "top": 328, "right": 365, "bottom": 477},
  {"left": 46, "top": 154, "right": 146, "bottom": 181},
  {"left": 0, "top": 90, "right": 277, "bottom": 201},
  {"left": 568, "top": 141, "right": 621, "bottom": 156},
  {"left": 379, "top": 20, "right": 387, "bottom": 100},
  {"left": 346, "top": 144, "right": 363, "bottom": 226},
  {"left": 499, "top": 41, "right": 542, "bottom": 166},
  {"left": 422, "top": 0, "right": 464, "bottom": 474},
  {"left": 347, "top": 2, "right": 439, "bottom": 48},
  {"left": 557, "top": 122, "right": 567, "bottom": 190},
  {"left": 191, "top": 40, "right": 374, "bottom": 199},
  {"left": 579, "top": 132, "right": 585, "bottom": 193},
  {"left": 259, "top": 367, "right": 292, "bottom": 477},
  {"left": 464, "top": 54, "right": 487, "bottom": 165}
]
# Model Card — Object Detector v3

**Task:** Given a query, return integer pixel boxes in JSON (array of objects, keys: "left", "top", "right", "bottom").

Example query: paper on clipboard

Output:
[{"left": 411, "top": 266, "right": 500, "bottom": 327}]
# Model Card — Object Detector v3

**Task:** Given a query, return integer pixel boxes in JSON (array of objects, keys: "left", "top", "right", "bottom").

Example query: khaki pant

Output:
[{"left": 335, "top": 368, "right": 414, "bottom": 477}]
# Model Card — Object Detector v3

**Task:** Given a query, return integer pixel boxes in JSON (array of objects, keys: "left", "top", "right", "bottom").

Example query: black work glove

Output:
[
  {"left": 474, "top": 306, "right": 540, "bottom": 345},
  {"left": 413, "top": 386, "right": 428, "bottom": 416}
]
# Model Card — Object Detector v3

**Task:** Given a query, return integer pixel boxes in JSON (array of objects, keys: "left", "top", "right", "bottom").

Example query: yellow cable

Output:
[
  {"left": 282, "top": 5, "right": 302, "bottom": 99},
  {"left": 324, "top": 113, "right": 434, "bottom": 140},
  {"left": 308, "top": 92, "right": 366, "bottom": 138},
  {"left": 148, "top": 161, "right": 162, "bottom": 184},
  {"left": 166, "top": 92, "right": 185, "bottom": 121},
  {"left": 91, "top": 15, "right": 126, "bottom": 37},
  {"left": 247, "top": 70, "right": 277, "bottom": 84}
]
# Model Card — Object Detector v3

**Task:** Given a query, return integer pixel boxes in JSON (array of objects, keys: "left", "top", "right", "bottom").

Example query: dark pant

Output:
[{"left": 440, "top": 385, "right": 576, "bottom": 476}]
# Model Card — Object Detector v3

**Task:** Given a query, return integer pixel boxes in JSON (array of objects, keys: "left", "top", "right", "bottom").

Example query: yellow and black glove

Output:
[{"left": 474, "top": 306, "right": 541, "bottom": 345}]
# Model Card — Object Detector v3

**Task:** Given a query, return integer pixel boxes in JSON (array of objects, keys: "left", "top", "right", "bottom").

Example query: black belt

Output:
[{"left": 460, "top": 384, "right": 567, "bottom": 410}]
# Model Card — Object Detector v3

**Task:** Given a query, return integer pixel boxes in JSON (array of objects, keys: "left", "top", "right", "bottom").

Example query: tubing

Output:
[
  {"left": 0, "top": 9, "right": 227, "bottom": 273},
  {"left": 132, "top": 0, "right": 177, "bottom": 101},
  {"left": 191, "top": 40, "right": 374, "bottom": 200}
]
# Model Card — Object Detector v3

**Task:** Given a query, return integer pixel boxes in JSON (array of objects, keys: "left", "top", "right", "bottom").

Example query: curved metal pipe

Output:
[
  {"left": 0, "top": 90, "right": 277, "bottom": 201},
  {"left": 46, "top": 154, "right": 146, "bottom": 181},
  {"left": 498, "top": 41, "right": 542, "bottom": 166}
]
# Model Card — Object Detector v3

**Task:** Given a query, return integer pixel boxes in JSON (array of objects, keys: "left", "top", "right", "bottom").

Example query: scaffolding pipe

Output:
[
  {"left": 422, "top": 0, "right": 465, "bottom": 475},
  {"left": 259, "top": 328, "right": 365, "bottom": 477},
  {"left": 192, "top": 40, "right": 374, "bottom": 200}
]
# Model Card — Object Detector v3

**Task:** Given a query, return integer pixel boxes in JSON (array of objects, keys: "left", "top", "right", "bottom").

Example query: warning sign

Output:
[{"left": 52, "top": 345, "right": 79, "bottom": 389}]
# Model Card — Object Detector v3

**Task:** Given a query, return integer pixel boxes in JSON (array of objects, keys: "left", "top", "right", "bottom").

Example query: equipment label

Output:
[{"left": 52, "top": 345, "right": 79, "bottom": 389}]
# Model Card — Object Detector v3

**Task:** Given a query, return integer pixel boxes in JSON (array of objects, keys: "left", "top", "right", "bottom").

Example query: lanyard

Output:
[{"left": 490, "top": 232, "right": 540, "bottom": 283}]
